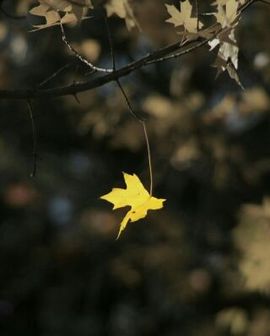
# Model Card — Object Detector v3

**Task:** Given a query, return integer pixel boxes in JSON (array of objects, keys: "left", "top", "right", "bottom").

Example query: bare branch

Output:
[
  {"left": 38, "top": 62, "right": 74, "bottom": 88},
  {"left": 0, "top": 36, "right": 209, "bottom": 100},
  {"left": 0, "top": 0, "right": 259, "bottom": 101}
]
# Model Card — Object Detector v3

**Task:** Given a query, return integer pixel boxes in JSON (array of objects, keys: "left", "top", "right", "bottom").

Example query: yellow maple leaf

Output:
[
  {"left": 165, "top": 0, "right": 203, "bottom": 34},
  {"left": 100, "top": 172, "right": 165, "bottom": 239}
]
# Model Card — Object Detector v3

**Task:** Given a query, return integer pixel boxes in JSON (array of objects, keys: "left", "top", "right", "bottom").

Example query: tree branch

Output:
[
  {"left": 0, "top": 0, "right": 258, "bottom": 101},
  {"left": 0, "top": 38, "right": 202, "bottom": 100}
]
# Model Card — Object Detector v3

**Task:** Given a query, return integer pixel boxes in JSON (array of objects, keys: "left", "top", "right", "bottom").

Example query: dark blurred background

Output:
[{"left": 0, "top": 1, "right": 270, "bottom": 335}]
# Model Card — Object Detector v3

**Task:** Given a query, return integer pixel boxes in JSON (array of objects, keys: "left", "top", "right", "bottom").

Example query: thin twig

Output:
[
  {"left": 104, "top": 12, "right": 116, "bottom": 71},
  {"left": 142, "top": 122, "right": 153, "bottom": 195},
  {"left": 27, "top": 99, "right": 38, "bottom": 178},
  {"left": 38, "top": 62, "right": 73, "bottom": 88},
  {"left": 116, "top": 79, "right": 143, "bottom": 121},
  {"left": 59, "top": 21, "right": 113, "bottom": 73}
]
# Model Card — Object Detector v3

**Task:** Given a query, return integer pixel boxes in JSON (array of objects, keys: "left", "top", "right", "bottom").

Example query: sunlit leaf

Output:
[
  {"left": 100, "top": 172, "right": 165, "bottom": 239},
  {"left": 29, "top": 0, "right": 93, "bottom": 30},
  {"left": 213, "top": 0, "right": 239, "bottom": 27},
  {"left": 165, "top": 0, "right": 203, "bottom": 34}
]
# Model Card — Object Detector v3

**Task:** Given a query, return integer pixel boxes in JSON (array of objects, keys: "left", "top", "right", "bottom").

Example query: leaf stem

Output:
[
  {"left": 116, "top": 79, "right": 153, "bottom": 195},
  {"left": 142, "top": 122, "right": 153, "bottom": 195}
]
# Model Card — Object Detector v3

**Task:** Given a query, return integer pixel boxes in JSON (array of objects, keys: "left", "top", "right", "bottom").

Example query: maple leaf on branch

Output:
[
  {"left": 213, "top": 0, "right": 240, "bottom": 28},
  {"left": 208, "top": 0, "right": 243, "bottom": 87},
  {"left": 209, "top": 29, "right": 238, "bottom": 68},
  {"left": 29, "top": 0, "right": 93, "bottom": 30},
  {"left": 100, "top": 172, "right": 165, "bottom": 239},
  {"left": 165, "top": 0, "right": 203, "bottom": 34}
]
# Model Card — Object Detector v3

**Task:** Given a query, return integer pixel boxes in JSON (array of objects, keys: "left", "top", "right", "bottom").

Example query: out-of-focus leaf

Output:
[
  {"left": 216, "top": 308, "right": 248, "bottom": 335},
  {"left": 105, "top": 0, "right": 139, "bottom": 30},
  {"left": 234, "top": 198, "right": 270, "bottom": 292}
]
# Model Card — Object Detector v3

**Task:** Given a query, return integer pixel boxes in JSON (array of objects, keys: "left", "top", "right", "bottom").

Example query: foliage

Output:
[
  {"left": 27, "top": 0, "right": 247, "bottom": 85},
  {"left": 165, "top": 0, "right": 203, "bottom": 33},
  {"left": 29, "top": 0, "right": 93, "bottom": 30}
]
